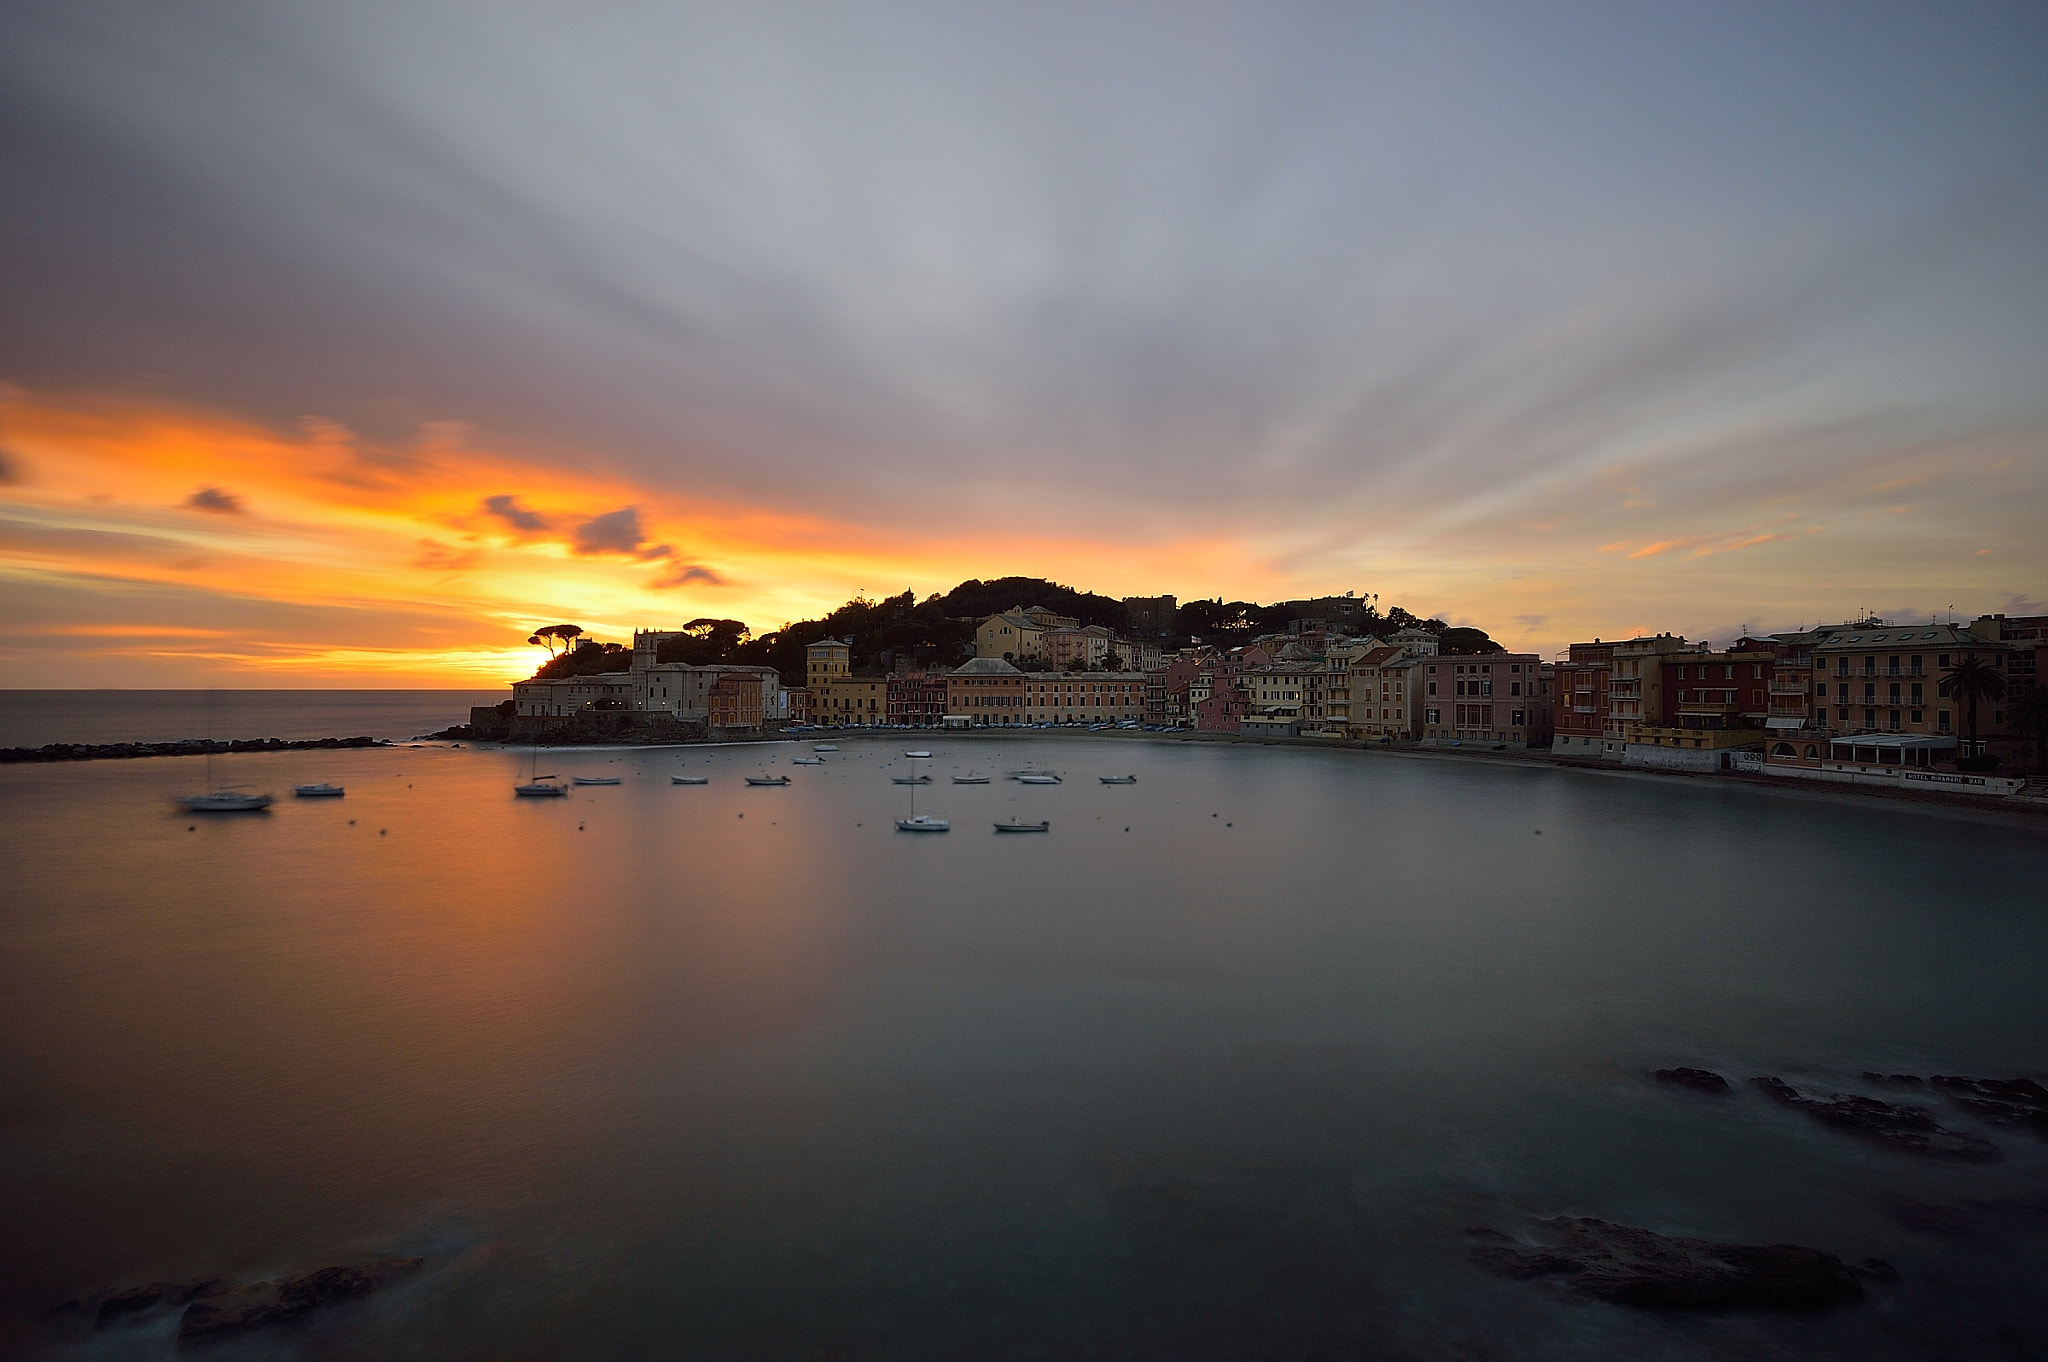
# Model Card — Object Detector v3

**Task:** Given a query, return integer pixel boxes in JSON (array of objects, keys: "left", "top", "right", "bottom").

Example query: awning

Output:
[{"left": 1765, "top": 717, "right": 1805, "bottom": 729}]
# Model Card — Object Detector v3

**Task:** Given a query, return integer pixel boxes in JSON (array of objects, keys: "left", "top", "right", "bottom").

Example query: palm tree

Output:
[
  {"left": 2006, "top": 685, "right": 2048, "bottom": 775},
  {"left": 1938, "top": 654, "right": 2007, "bottom": 757}
]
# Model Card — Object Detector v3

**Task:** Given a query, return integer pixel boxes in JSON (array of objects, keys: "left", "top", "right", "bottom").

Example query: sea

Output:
[
  {"left": 0, "top": 690, "right": 504, "bottom": 748},
  {"left": 3, "top": 724, "right": 2046, "bottom": 1358}
]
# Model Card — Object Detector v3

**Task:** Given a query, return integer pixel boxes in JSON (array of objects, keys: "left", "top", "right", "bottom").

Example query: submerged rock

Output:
[
  {"left": 1930, "top": 1075, "right": 2048, "bottom": 1135},
  {"left": 177, "top": 1258, "right": 422, "bottom": 1344},
  {"left": 1469, "top": 1218, "right": 1864, "bottom": 1309},
  {"left": 95, "top": 1280, "right": 221, "bottom": 1327},
  {"left": 1654, "top": 1067, "right": 1732, "bottom": 1094},
  {"left": 1751, "top": 1076, "right": 1999, "bottom": 1161}
]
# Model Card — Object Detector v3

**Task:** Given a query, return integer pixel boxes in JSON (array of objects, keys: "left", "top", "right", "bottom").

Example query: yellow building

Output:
[{"left": 806, "top": 637, "right": 887, "bottom": 727}]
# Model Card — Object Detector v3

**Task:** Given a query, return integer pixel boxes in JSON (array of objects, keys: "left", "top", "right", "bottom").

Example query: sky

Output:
[{"left": 3, "top": 1, "right": 2045, "bottom": 685}]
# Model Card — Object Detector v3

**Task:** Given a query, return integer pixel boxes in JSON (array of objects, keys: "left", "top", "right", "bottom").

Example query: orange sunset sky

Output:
[{"left": 3, "top": 6, "right": 2044, "bottom": 686}]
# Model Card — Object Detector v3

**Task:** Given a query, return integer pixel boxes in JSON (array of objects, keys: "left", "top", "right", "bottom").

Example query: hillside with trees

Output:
[{"left": 520, "top": 578, "right": 1504, "bottom": 684}]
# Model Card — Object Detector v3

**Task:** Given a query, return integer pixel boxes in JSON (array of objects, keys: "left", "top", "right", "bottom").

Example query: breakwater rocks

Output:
[
  {"left": 1469, "top": 1218, "right": 1871, "bottom": 1309},
  {"left": 1, "top": 735, "right": 388, "bottom": 764},
  {"left": 56, "top": 1257, "right": 423, "bottom": 1345}
]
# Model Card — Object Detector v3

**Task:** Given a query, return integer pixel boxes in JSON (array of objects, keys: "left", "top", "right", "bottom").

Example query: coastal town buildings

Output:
[
  {"left": 1122, "top": 595, "right": 1177, "bottom": 638},
  {"left": 974, "top": 606, "right": 1078, "bottom": 662},
  {"left": 807, "top": 637, "right": 888, "bottom": 727},
  {"left": 887, "top": 672, "right": 949, "bottom": 727},
  {"left": 1417, "top": 654, "right": 1552, "bottom": 747},
  {"left": 484, "top": 601, "right": 2043, "bottom": 792},
  {"left": 1343, "top": 646, "right": 1420, "bottom": 740}
]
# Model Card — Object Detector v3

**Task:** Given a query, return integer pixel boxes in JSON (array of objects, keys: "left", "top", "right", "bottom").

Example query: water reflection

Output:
[{"left": 3, "top": 739, "right": 2045, "bottom": 1358}]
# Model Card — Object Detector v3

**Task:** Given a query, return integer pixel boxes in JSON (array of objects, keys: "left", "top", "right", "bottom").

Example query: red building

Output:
[
  {"left": 1552, "top": 641, "right": 1614, "bottom": 756},
  {"left": 887, "top": 672, "right": 949, "bottom": 727}
]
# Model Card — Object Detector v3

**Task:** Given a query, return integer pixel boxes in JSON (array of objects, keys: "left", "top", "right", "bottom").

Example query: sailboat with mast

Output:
[
  {"left": 179, "top": 691, "right": 273, "bottom": 812},
  {"left": 514, "top": 739, "right": 567, "bottom": 797},
  {"left": 894, "top": 753, "right": 948, "bottom": 831}
]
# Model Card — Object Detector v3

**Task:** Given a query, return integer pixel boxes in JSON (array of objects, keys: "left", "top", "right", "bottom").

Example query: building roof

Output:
[
  {"left": 951, "top": 657, "right": 1026, "bottom": 676},
  {"left": 1813, "top": 623, "right": 2013, "bottom": 651}
]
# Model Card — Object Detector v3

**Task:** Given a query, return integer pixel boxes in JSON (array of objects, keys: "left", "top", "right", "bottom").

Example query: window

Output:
[{"left": 1425, "top": 708, "right": 1440, "bottom": 724}]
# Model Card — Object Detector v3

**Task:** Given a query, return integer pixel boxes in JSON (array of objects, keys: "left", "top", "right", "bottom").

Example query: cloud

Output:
[
  {"left": 482, "top": 494, "right": 549, "bottom": 533},
  {"left": 185, "top": 486, "right": 245, "bottom": 514},
  {"left": 411, "top": 539, "right": 481, "bottom": 572},
  {"left": 656, "top": 563, "right": 725, "bottom": 589},
  {"left": 572, "top": 505, "right": 671, "bottom": 559},
  {"left": 0, "top": 445, "right": 20, "bottom": 485}
]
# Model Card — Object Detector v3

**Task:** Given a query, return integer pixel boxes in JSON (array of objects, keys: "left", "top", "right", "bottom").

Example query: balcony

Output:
[{"left": 1769, "top": 680, "right": 1809, "bottom": 695}]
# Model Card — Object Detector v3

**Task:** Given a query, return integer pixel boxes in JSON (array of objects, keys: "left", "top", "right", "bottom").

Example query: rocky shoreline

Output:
[{"left": 0, "top": 735, "right": 391, "bottom": 764}]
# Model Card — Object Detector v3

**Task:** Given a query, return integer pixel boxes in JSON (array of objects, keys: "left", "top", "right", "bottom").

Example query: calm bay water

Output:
[
  {"left": 0, "top": 691, "right": 502, "bottom": 748},
  {"left": 3, "top": 736, "right": 2045, "bottom": 1358}
]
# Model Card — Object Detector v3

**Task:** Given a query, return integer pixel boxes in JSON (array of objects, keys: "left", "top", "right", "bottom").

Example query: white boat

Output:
[
  {"left": 894, "top": 757, "right": 946, "bottom": 830},
  {"left": 515, "top": 741, "right": 566, "bottom": 797},
  {"left": 572, "top": 776, "right": 621, "bottom": 786},
  {"left": 952, "top": 774, "right": 990, "bottom": 784},
  {"left": 180, "top": 690, "right": 274, "bottom": 811},
  {"left": 792, "top": 757, "right": 824, "bottom": 765},
  {"left": 1016, "top": 773, "right": 1061, "bottom": 785},
  {"left": 993, "top": 819, "right": 1050, "bottom": 833},
  {"left": 671, "top": 776, "right": 709, "bottom": 785},
  {"left": 293, "top": 783, "right": 345, "bottom": 797},
  {"left": 1098, "top": 775, "right": 1138, "bottom": 785},
  {"left": 181, "top": 790, "right": 275, "bottom": 812},
  {"left": 813, "top": 744, "right": 839, "bottom": 752},
  {"left": 745, "top": 775, "right": 791, "bottom": 786},
  {"left": 903, "top": 749, "right": 932, "bottom": 758}
]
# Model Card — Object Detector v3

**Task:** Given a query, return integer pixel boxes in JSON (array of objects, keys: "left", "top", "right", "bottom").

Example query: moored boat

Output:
[
  {"left": 572, "top": 776, "right": 621, "bottom": 786},
  {"left": 181, "top": 790, "right": 274, "bottom": 812},
  {"left": 514, "top": 781, "right": 567, "bottom": 797},
  {"left": 993, "top": 819, "right": 1049, "bottom": 833},
  {"left": 1016, "top": 773, "right": 1061, "bottom": 785},
  {"left": 892, "top": 774, "right": 932, "bottom": 785},
  {"left": 792, "top": 757, "right": 824, "bottom": 765},
  {"left": 293, "top": 783, "right": 345, "bottom": 797},
  {"left": 745, "top": 775, "right": 791, "bottom": 786},
  {"left": 895, "top": 813, "right": 950, "bottom": 832},
  {"left": 813, "top": 744, "right": 839, "bottom": 752},
  {"left": 671, "top": 776, "right": 709, "bottom": 785},
  {"left": 952, "top": 774, "right": 990, "bottom": 784},
  {"left": 1098, "top": 775, "right": 1138, "bottom": 785}
]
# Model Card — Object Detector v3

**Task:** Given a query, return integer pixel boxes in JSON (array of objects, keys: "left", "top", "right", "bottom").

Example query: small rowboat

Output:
[
  {"left": 1016, "top": 773, "right": 1061, "bottom": 785},
  {"left": 952, "top": 775, "right": 990, "bottom": 784},
  {"left": 671, "top": 776, "right": 709, "bottom": 785},
  {"left": 892, "top": 774, "right": 932, "bottom": 785},
  {"left": 813, "top": 744, "right": 839, "bottom": 752},
  {"left": 993, "top": 819, "right": 1049, "bottom": 833},
  {"left": 573, "top": 776, "right": 621, "bottom": 786},
  {"left": 1098, "top": 775, "right": 1138, "bottom": 785},
  {"left": 904, "top": 749, "right": 933, "bottom": 758},
  {"left": 792, "top": 757, "right": 824, "bottom": 765},
  {"left": 895, "top": 814, "right": 950, "bottom": 832},
  {"left": 293, "top": 783, "right": 345, "bottom": 797},
  {"left": 745, "top": 775, "right": 791, "bottom": 786}
]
